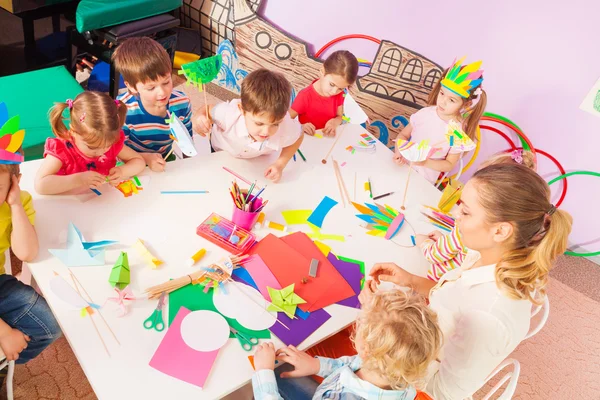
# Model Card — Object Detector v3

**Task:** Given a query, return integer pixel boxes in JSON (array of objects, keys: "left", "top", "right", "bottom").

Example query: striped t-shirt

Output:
[
  {"left": 421, "top": 226, "right": 468, "bottom": 281},
  {"left": 118, "top": 90, "right": 193, "bottom": 156}
]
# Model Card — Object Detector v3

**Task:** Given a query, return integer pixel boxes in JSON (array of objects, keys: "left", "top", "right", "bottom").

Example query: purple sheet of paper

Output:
[
  {"left": 328, "top": 253, "right": 363, "bottom": 309},
  {"left": 270, "top": 308, "right": 331, "bottom": 347},
  {"left": 243, "top": 254, "right": 282, "bottom": 299}
]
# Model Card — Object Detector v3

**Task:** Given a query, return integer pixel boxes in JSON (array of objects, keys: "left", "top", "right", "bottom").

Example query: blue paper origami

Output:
[{"left": 49, "top": 223, "right": 117, "bottom": 267}]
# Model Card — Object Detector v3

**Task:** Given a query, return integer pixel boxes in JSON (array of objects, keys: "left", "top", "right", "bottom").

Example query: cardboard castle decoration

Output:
[{"left": 202, "top": 0, "right": 443, "bottom": 147}]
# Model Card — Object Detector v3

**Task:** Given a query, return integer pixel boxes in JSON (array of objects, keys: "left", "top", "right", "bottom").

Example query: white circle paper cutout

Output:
[
  {"left": 180, "top": 310, "right": 229, "bottom": 352},
  {"left": 213, "top": 282, "right": 277, "bottom": 331}
]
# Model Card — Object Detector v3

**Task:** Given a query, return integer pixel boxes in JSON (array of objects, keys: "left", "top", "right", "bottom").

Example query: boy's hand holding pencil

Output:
[{"left": 193, "top": 107, "right": 213, "bottom": 137}]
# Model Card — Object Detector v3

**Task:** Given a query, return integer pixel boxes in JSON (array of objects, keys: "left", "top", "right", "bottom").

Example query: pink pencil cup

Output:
[{"left": 232, "top": 196, "right": 263, "bottom": 230}]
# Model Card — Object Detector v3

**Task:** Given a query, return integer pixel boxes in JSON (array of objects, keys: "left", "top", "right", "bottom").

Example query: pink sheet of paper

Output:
[
  {"left": 243, "top": 254, "right": 282, "bottom": 299},
  {"left": 149, "top": 306, "right": 219, "bottom": 388}
]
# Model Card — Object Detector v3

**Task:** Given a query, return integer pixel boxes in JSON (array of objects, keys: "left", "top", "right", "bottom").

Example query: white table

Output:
[{"left": 20, "top": 124, "right": 443, "bottom": 400}]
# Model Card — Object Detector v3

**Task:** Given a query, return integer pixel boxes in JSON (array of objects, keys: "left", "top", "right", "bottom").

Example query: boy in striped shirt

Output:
[{"left": 112, "top": 37, "right": 193, "bottom": 172}]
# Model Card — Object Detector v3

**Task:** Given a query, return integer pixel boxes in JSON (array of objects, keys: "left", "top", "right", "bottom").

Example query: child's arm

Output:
[
  {"left": 107, "top": 147, "right": 145, "bottom": 186},
  {"left": 288, "top": 109, "right": 316, "bottom": 136},
  {"left": 0, "top": 317, "right": 30, "bottom": 362},
  {"left": 418, "top": 152, "right": 461, "bottom": 172},
  {"left": 264, "top": 134, "right": 303, "bottom": 183},
  {"left": 252, "top": 342, "right": 284, "bottom": 400},
  {"left": 322, "top": 105, "right": 343, "bottom": 136},
  {"left": 420, "top": 228, "right": 463, "bottom": 264},
  {"left": 398, "top": 123, "right": 413, "bottom": 141},
  {"left": 34, "top": 156, "right": 105, "bottom": 195},
  {"left": 8, "top": 176, "right": 38, "bottom": 262},
  {"left": 314, "top": 355, "right": 361, "bottom": 378}
]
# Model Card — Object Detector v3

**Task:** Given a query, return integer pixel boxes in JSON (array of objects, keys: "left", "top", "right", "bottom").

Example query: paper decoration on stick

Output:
[
  {"left": 134, "top": 239, "right": 163, "bottom": 269},
  {"left": 343, "top": 92, "right": 369, "bottom": 125},
  {"left": 267, "top": 284, "right": 306, "bottom": 318},
  {"left": 108, "top": 252, "right": 130, "bottom": 289},
  {"left": 446, "top": 120, "right": 475, "bottom": 151},
  {"left": 396, "top": 139, "right": 436, "bottom": 162},
  {"left": 0, "top": 103, "right": 25, "bottom": 164},
  {"left": 150, "top": 307, "right": 228, "bottom": 388},
  {"left": 352, "top": 202, "right": 406, "bottom": 240},
  {"left": 179, "top": 55, "right": 223, "bottom": 89},
  {"left": 49, "top": 223, "right": 117, "bottom": 267},
  {"left": 50, "top": 273, "right": 100, "bottom": 316},
  {"left": 165, "top": 112, "right": 197, "bottom": 157}
]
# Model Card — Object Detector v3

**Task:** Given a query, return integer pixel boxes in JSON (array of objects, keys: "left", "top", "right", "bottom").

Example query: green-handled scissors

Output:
[
  {"left": 144, "top": 292, "right": 166, "bottom": 331},
  {"left": 230, "top": 327, "right": 259, "bottom": 351}
]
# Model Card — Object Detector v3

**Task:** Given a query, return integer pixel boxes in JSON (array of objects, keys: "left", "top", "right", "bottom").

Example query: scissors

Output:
[
  {"left": 230, "top": 327, "right": 259, "bottom": 351},
  {"left": 143, "top": 292, "right": 166, "bottom": 331}
]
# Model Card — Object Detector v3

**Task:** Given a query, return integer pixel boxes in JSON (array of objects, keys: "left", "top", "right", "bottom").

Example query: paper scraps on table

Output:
[
  {"left": 50, "top": 273, "right": 100, "bottom": 316},
  {"left": 313, "top": 241, "right": 332, "bottom": 257},
  {"left": 150, "top": 307, "right": 227, "bottom": 388},
  {"left": 168, "top": 281, "right": 271, "bottom": 339},
  {"left": 104, "top": 286, "right": 135, "bottom": 317},
  {"left": 267, "top": 284, "right": 306, "bottom": 318},
  {"left": 337, "top": 256, "right": 366, "bottom": 289},
  {"left": 352, "top": 202, "right": 406, "bottom": 240},
  {"left": 270, "top": 307, "right": 331, "bottom": 347},
  {"left": 281, "top": 210, "right": 312, "bottom": 225},
  {"left": 343, "top": 92, "right": 369, "bottom": 125},
  {"left": 108, "top": 252, "right": 130, "bottom": 289},
  {"left": 49, "top": 223, "right": 117, "bottom": 267},
  {"left": 307, "top": 196, "right": 338, "bottom": 228},
  {"left": 314, "top": 129, "right": 324, "bottom": 139},
  {"left": 328, "top": 254, "right": 363, "bottom": 309},
  {"left": 134, "top": 239, "right": 163, "bottom": 269},
  {"left": 213, "top": 281, "right": 277, "bottom": 331},
  {"left": 306, "top": 224, "right": 346, "bottom": 242}
]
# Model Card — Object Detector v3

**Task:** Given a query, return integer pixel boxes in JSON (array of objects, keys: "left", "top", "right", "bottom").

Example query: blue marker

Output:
[
  {"left": 90, "top": 188, "right": 101, "bottom": 196},
  {"left": 410, "top": 235, "right": 416, "bottom": 246}
]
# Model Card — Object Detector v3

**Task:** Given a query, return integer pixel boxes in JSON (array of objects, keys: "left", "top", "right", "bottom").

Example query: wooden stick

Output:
[
  {"left": 70, "top": 271, "right": 120, "bottom": 346},
  {"left": 354, "top": 172, "right": 357, "bottom": 201},
  {"left": 163, "top": 146, "right": 175, "bottom": 161},
  {"left": 321, "top": 125, "right": 345, "bottom": 164},
  {"left": 401, "top": 163, "right": 413, "bottom": 210},
  {"left": 333, "top": 160, "right": 351, "bottom": 204},
  {"left": 332, "top": 159, "right": 346, "bottom": 207},
  {"left": 227, "top": 280, "right": 291, "bottom": 330},
  {"left": 203, "top": 84, "right": 211, "bottom": 143},
  {"left": 70, "top": 274, "right": 110, "bottom": 357}
]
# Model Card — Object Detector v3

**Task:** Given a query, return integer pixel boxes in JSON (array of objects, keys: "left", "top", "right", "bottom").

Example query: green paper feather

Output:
[
  {"left": 0, "top": 115, "right": 19, "bottom": 137},
  {"left": 180, "top": 55, "right": 223, "bottom": 87}
]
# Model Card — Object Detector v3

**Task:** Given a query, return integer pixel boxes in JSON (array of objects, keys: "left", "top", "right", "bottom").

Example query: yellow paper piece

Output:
[
  {"left": 281, "top": 210, "right": 312, "bottom": 225},
  {"left": 134, "top": 239, "right": 163, "bottom": 269},
  {"left": 314, "top": 241, "right": 332, "bottom": 257}
]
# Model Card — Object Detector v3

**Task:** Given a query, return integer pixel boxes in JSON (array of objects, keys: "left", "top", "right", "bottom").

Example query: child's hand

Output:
[
  {"left": 6, "top": 175, "right": 21, "bottom": 207},
  {"left": 253, "top": 342, "right": 277, "bottom": 371},
  {"left": 427, "top": 230, "right": 443, "bottom": 241},
  {"left": 144, "top": 153, "right": 166, "bottom": 172},
  {"left": 358, "top": 279, "right": 377, "bottom": 305},
  {"left": 301, "top": 123, "right": 316, "bottom": 136},
  {"left": 415, "top": 234, "right": 430, "bottom": 247},
  {"left": 275, "top": 345, "right": 320, "bottom": 378},
  {"left": 264, "top": 162, "right": 284, "bottom": 183},
  {"left": 393, "top": 152, "right": 408, "bottom": 165},
  {"left": 0, "top": 328, "right": 30, "bottom": 361},
  {"left": 107, "top": 166, "right": 124, "bottom": 186},
  {"left": 79, "top": 171, "right": 105, "bottom": 189},
  {"left": 193, "top": 113, "right": 212, "bottom": 137},
  {"left": 323, "top": 118, "right": 341, "bottom": 136}
]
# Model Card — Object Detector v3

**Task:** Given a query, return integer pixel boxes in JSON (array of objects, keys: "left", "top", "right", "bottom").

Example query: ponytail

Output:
[
  {"left": 48, "top": 102, "right": 71, "bottom": 140},
  {"left": 115, "top": 100, "right": 127, "bottom": 129},
  {"left": 472, "top": 164, "right": 573, "bottom": 305},
  {"left": 427, "top": 75, "right": 443, "bottom": 106},
  {"left": 463, "top": 89, "right": 486, "bottom": 141}
]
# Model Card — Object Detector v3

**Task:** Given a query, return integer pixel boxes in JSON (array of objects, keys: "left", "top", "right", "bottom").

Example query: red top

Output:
[
  {"left": 291, "top": 81, "right": 345, "bottom": 130},
  {"left": 43, "top": 131, "right": 125, "bottom": 176}
]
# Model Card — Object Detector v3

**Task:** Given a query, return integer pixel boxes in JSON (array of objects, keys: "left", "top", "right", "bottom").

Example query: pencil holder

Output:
[
  {"left": 232, "top": 195, "right": 263, "bottom": 230},
  {"left": 438, "top": 180, "right": 463, "bottom": 213}
]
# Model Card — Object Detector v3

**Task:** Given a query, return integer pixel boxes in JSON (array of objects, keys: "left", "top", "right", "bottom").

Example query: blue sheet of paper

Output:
[
  {"left": 307, "top": 196, "right": 338, "bottom": 228},
  {"left": 49, "top": 223, "right": 117, "bottom": 267}
]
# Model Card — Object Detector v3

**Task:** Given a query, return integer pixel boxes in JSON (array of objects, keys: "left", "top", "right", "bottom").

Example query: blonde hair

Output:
[
  {"left": 480, "top": 150, "right": 536, "bottom": 171},
  {"left": 473, "top": 164, "right": 573, "bottom": 304},
  {"left": 354, "top": 291, "right": 442, "bottom": 390},
  {"left": 49, "top": 91, "right": 127, "bottom": 149},
  {"left": 112, "top": 37, "right": 172, "bottom": 87},
  {"left": 240, "top": 69, "right": 292, "bottom": 121},
  {"left": 427, "top": 68, "right": 487, "bottom": 141},
  {"left": 323, "top": 50, "right": 359, "bottom": 85}
]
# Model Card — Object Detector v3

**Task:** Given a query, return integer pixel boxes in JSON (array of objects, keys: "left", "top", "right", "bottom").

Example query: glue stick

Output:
[
  {"left": 254, "top": 212, "right": 266, "bottom": 229},
  {"left": 265, "top": 220, "right": 287, "bottom": 232},
  {"left": 186, "top": 248, "right": 206, "bottom": 267}
]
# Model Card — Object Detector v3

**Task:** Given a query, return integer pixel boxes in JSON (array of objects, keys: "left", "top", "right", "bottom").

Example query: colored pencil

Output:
[
  {"left": 373, "top": 191, "right": 394, "bottom": 200},
  {"left": 223, "top": 167, "right": 252, "bottom": 185},
  {"left": 297, "top": 149, "right": 307, "bottom": 162}
]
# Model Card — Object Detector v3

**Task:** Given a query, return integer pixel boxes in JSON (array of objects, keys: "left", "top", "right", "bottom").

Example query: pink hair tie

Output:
[
  {"left": 79, "top": 112, "right": 86, "bottom": 123},
  {"left": 510, "top": 150, "right": 523, "bottom": 164},
  {"left": 66, "top": 99, "right": 74, "bottom": 109},
  {"left": 115, "top": 99, "right": 120, "bottom": 106}
]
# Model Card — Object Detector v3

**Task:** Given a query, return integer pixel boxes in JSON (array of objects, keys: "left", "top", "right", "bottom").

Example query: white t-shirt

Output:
[{"left": 210, "top": 99, "right": 301, "bottom": 159}]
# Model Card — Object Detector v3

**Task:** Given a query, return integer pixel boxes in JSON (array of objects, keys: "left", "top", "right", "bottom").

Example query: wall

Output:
[{"left": 260, "top": 0, "right": 600, "bottom": 252}]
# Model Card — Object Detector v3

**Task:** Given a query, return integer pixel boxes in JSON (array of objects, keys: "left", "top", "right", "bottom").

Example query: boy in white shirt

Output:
[{"left": 194, "top": 69, "right": 302, "bottom": 182}]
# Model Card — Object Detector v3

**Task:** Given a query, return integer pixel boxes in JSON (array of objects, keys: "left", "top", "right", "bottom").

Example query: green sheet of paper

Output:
[
  {"left": 168, "top": 282, "right": 271, "bottom": 339},
  {"left": 337, "top": 256, "right": 366, "bottom": 289}
]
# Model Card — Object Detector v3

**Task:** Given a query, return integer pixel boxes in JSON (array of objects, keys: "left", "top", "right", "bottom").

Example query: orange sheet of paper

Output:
[{"left": 249, "top": 233, "right": 354, "bottom": 312}]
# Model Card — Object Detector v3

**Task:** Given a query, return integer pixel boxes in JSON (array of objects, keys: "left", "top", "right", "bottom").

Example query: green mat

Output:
[
  {"left": 168, "top": 283, "right": 271, "bottom": 339},
  {"left": 0, "top": 66, "right": 83, "bottom": 161}
]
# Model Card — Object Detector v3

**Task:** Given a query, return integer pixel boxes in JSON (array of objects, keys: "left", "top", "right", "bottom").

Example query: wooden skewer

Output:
[
  {"left": 163, "top": 146, "right": 175, "bottom": 161},
  {"left": 321, "top": 125, "right": 346, "bottom": 164},
  {"left": 70, "top": 271, "right": 120, "bottom": 346},
  {"left": 203, "top": 83, "right": 211, "bottom": 143},
  {"left": 354, "top": 172, "right": 357, "bottom": 201},
  {"left": 333, "top": 159, "right": 351, "bottom": 204},
  {"left": 70, "top": 274, "right": 111, "bottom": 357},
  {"left": 332, "top": 159, "right": 346, "bottom": 208},
  {"left": 401, "top": 163, "right": 413, "bottom": 210},
  {"left": 227, "top": 279, "right": 291, "bottom": 330}
]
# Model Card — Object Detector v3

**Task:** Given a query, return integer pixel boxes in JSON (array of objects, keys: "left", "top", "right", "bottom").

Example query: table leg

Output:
[{"left": 22, "top": 17, "right": 36, "bottom": 69}]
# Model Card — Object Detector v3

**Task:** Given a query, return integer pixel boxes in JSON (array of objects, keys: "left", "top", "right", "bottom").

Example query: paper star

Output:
[{"left": 267, "top": 284, "right": 306, "bottom": 318}]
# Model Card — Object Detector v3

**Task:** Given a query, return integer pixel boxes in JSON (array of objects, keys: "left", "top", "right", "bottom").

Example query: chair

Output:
[
  {"left": 525, "top": 295, "right": 550, "bottom": 340},
  {"left": 479, "top": 358, "right": 520, "bottom": 400}
]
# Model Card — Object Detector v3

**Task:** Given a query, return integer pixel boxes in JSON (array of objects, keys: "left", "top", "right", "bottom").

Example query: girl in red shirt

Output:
[
  {"left": 35, "top": 91, "right": 145, "bottom": 195},
  {"left": 290, "top": 50, "right": 359, "bottom": 136}
]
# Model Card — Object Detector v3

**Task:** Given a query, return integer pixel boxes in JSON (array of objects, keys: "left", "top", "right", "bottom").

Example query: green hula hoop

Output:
[
  {"left": 548, "top": 171, "right": 600, "bottom": 257},
  {"left": 482, "top": 112, "right": 531, "bottom": 151}
]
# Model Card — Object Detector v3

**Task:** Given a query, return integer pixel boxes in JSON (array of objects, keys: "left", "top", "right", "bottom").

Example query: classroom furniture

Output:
[
  {"left": 525, "top": 296, "right": 550, "bottom": 340},
  {"left": 0, "top": 66, "right": 83, "bottom": 160},
  {"left": 19, "top": 124, "right": 444, "bottom": 399},
  {"left": 480, "top": 358, "right": 521, "bottom": 400}
]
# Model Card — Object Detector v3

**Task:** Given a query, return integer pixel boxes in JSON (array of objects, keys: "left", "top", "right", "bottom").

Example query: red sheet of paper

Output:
[
  {"left": 249, "top": 233, "right": 354, "bottom": 312},
  {"left": 281, "top": 232, "right": 355, "bottom": 310}
]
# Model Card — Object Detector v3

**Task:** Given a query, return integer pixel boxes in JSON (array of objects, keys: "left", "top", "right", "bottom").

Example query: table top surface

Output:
[{"left": 19, "top": 124, "right": 443, "bottom": 400}]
